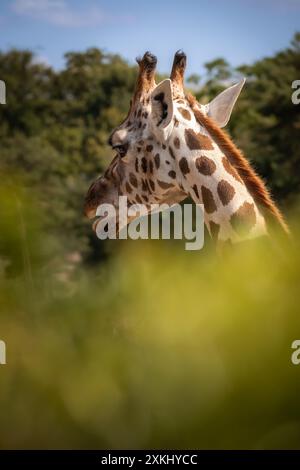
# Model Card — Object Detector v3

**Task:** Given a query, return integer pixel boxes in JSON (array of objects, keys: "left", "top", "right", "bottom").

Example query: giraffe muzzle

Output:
[{"left": 84, "top": 177, "right": 110, "bottom": 219}]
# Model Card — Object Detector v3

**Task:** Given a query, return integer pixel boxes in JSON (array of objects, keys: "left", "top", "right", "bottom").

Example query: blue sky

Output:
[{"left": 0, "top": 0, "right": 299, "bottom": 75}]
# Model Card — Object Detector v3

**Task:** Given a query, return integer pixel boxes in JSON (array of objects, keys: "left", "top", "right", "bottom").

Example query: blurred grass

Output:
[{"left": 0, "top": 179, "right": 300, "bottom": 449}]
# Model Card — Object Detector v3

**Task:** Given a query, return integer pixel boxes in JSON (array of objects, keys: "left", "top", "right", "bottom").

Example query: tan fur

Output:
[{"left": 133, "top": 52, "right": 157, "bottom": 103}]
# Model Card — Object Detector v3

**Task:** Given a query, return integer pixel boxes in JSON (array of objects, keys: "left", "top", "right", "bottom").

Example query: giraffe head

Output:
[
  {"left": 84, "top": 51, "right": 189, "bottom": 233},
  {"left": 85, "top": 51, "right": 288, "bottom": 241}
]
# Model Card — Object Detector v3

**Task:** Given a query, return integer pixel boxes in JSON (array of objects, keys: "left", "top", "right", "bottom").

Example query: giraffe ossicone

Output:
[{"left": 84, "top": 50, "right": 289, "bottom": 246}]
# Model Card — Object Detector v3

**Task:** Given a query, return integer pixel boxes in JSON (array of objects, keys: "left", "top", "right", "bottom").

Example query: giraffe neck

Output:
[
  {"left": 170, "top": 101, "right": 268, "bottom": 243},
  {"left": 180, "top": 147, "right": 267, "bottom": 242},
  {"left": 186, "top": 94, "right": 289, "bottom": 237}
]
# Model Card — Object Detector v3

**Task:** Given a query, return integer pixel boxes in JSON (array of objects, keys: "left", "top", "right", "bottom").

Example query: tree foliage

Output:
[{"left": 0, "top": 49, "right": 137, "bottom": 262}]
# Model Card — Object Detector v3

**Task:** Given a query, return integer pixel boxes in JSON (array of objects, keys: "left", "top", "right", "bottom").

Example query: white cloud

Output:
[
  {"left": 32, "top": 53, "right": 51, "bottom": 67},
  {"left": 12, "top": 0, "right": 111, "bottom": 27}
]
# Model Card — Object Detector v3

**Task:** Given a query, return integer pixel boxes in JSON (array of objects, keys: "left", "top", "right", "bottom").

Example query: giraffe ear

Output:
[
  {"left": 150, "top": 79, "right": 174, "bottom": 140},
  {"left": 206, "top": 78, "right": 246, "bottom": 127}
]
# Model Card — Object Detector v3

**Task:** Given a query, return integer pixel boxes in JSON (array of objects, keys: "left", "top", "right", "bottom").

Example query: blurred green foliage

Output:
[
  {"left": 0, "top": 182, "right": 300, "bottom": 449},
  {"left": 0, "top": 35, "right": 300, "bottom": 449}
]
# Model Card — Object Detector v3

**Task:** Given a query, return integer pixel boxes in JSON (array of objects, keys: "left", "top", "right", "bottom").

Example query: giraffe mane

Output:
[{"left": 186, "top": 93, "right": 290, "bottom": 236}]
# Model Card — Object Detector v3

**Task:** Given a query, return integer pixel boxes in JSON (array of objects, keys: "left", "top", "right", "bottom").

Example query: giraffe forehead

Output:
[
  {"left": 117, "top": 100, "right": 151, "bottom": 133},
  {"left": 112, "top": 94, "right": 210, "bottom": 152},
  {"left": 131, "top": 98, "right": 151, "bottom": 121}
]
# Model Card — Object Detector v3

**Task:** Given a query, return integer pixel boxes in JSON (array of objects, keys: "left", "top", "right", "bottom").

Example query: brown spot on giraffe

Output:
[
  {"left": 129, "top": 173, "right": 138, "bottom": 188},
  {"left": 209, "top": 221, "right": 221, "bottom": 240},
  {"left": 168, "top": 170, "right": 176, "bottom": 179},
  {"left": 136, "top": 194, "right": 143, "bottom": 204},
  {"left": 146, "top": 144, "right": 153, "bottom": 152},
  {"left": 157, "top": 180, "right": 174, "bottom": 190},
  {"left": 169, "top": 146, "right": 176, "bottom": 159},
  {"left": 179, "top": 157, "right": 190, "bottom": 176},
  {"left": 217, "top": 180, "right": 236, "bottom": 206},
  {"left": 135, "top": 158, "right": 139, "bottom": 173},
  {"left": 174, "top": 137, "right": 180, "bottom": 149},
  {"left": 201, "top": 186, "right": 217, "bottom": 214},
  {"left": 142, "top": 179, "right": 148, "bottom": 192},
  {"left": 141, "top": 157, "right": 147, "bottom": 173},
  {"left": 222, "top": 157, "right": 243, "bottom": 184},
  {"left": 192, "top": 184, "right": 199, "bottom": 199},
  {"left": 125, "top": 182, "right": 132, "bottom": 194},
  {"left": 230, "top": 201, "right": 257, "bottom": 235},
  {"left": 149, "top": 180, "right": 155, "bottom": 191},
  {"left": 154, "top": 153, "right": 160, "bottom": 169},
  {"left": 185, "top": 128, "right": 214, "bottom": 151},
  {"left": 195, "top": 156, "right": 216, "bottom": 176},
  {"left": 178, "top": 107, "right": 191, "bottom": 120}
]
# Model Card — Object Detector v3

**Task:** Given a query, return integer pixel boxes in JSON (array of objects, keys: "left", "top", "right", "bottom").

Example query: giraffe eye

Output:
[{"left": 113, "top": 143, "right": 128, "bottom": 158}]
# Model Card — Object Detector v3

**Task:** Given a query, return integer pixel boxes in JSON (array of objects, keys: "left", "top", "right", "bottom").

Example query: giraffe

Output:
[{"left": 84, "top": 51, "right": 289, "bottom": 245}]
